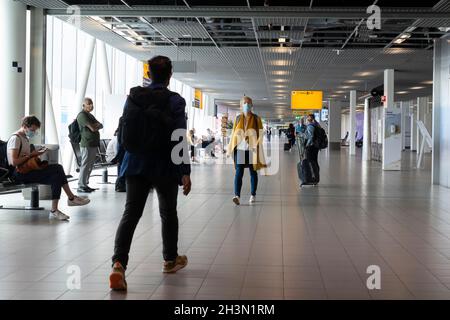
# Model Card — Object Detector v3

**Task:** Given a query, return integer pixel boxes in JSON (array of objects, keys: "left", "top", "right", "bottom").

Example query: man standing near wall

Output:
[{"left": 77, "top": 98, "right": 103, "bottom": 193}]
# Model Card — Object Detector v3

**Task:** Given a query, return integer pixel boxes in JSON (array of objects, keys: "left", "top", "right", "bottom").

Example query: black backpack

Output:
[
  {"left": 119, "top": 87, "right": 175, "bottom": 155},
  {"left": 314, "top": 126, "right": 328, "bottom": 150},
  {"left": 68, "top": 117, "right": 81, "bottom": 144},
  {"left": 0, "top": 134, "right": 22, "bottom": 181}
]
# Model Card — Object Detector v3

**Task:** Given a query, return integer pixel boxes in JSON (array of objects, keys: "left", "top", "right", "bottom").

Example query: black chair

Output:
[
  {"left": 70, "top": 140, "right": 116, "bottom": 184},
  {"left": 341, "top": 131, "right": 349, "bottom": 146}
]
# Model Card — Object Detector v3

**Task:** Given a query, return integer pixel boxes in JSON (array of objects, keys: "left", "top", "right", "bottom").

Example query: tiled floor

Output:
[{"left": 1, "top": 138, "right": 450, "bottom": 300}]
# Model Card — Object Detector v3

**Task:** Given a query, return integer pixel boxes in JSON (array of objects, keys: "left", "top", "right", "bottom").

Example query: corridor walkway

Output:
[{"left": 1, "top": 140, "right": 450, "bottom": 300}]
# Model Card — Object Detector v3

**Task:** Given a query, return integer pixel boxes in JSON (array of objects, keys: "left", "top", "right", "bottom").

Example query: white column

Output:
[
  {"left": 432, "top": 36, "right": 450, "bottom": 186},
  {"left": 98, "top": 40, "right": 112, "bottom": 95},
  {"left": 63, "top": 36, "right": 96, "bottom": 174},
  {"left": 400, "top": 101, "right": 408, "bottom": 150},
  {"left": 328, "top": 100, "right": 342, "bottom": 150},
  {"left": 382, "top": 69, "right": 402, "bottom": 171},
  {"left": 417, "top": 96, "right": 427, "bottom": 152},
  {"left": 28, "top": 7, "right": 47, "bottom": 144},
  {"left": 349, "top": 90, "right": 357, "bottom": 155},
  {"left": 410, "top": 102, "right": 417, "bottom": 151},
  {"left": 362, "top": 97, "right": 371, "bottom": 161},
  {"left": 0, "top": 0, "right": 27, "bottom": 140}
]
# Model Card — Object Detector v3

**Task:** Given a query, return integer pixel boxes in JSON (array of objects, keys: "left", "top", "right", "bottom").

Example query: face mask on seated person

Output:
[{"left": 26, "top": 129, "right": 36, "bottom": 139}]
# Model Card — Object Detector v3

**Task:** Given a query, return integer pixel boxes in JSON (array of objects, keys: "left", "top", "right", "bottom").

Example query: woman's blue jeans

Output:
[{"left": 234, "top": 164, "right": 258, "bottom": 197}]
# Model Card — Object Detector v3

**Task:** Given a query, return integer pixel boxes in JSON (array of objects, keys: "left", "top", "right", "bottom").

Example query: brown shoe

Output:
[
  {"left": 109, "top": 262, "right": 127, "bottom": 291},
  {"left": 162, "top": 255, "right": 188, "bottom": 273}
]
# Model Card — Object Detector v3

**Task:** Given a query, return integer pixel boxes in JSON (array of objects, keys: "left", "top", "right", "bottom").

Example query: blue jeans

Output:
[{"left": 234, "top": 164, "right": 258, "bottom": 197}]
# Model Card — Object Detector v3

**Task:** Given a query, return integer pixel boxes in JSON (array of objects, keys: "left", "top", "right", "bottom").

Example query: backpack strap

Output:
[{"left": 9, "top": 134, "right": 22, "bottom": 157}]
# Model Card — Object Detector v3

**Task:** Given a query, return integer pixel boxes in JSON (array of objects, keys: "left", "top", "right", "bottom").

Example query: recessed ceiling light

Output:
[
  {"left": 397, "top": 91, "right": 409, "bottom": 94},
  {"left": 345, "top": 80, "right": 361, "bottom": 84},
  {"left": 399, "top": 33, "right": 411, "bottom": 39},
  {"left": 269, "top": 60, "right": 289, "bottom": 66},
  {"left": 271, "top": 71, "right": 289, "bottom": 76},
  {"left": 354, "top": 71, "right": 376, "bottom": 77},
  {"left": 410, "top": 86, "right": 425, "bottom": 90},
  {"left": 422, "top": 80, "right": 433, "bottom": 85}
]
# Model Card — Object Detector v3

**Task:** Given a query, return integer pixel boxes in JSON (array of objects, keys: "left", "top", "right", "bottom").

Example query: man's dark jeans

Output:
[
  {"left": 305, "top": 146, "right": 320, "bottom": 182},
  {"left": 112, "top": 175, "right": 179, "bottom": 269}
]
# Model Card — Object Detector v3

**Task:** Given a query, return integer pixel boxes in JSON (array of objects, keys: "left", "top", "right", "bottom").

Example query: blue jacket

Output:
[
  {"left": 119, "top": 82, "right": 191, "bottom": 184},
  {"left": 304, "top": 121, "right": 320, "bottom": 148}
]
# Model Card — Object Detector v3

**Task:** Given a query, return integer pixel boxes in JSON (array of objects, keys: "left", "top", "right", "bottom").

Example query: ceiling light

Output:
[
  {"left": 345, "top": 80, "right": 361, "bottom": 84},
  {"left": 399, "top": 33, "right": 411, "bottom": 39},
  {"left": 271, "top": 79, "right": 286, "bottom": 83},
  {"left": 410, "top": 86, "right": 425, "bottom": 90},
  {"left": 269, "top": 60, "right": 289, "bottom": 66},
  {"left": 354, "top": 71, "right": 375, "bottom": 77},
  {"left": 271, "top": 71, "right": 289, "bottom": 76},
  {"left": 422, "top": 80, "right": 433, "bottom": 85},
  {"left": 397, "top": 91, "right": 409, "bottom": 94},
  {"left": 393, "top": 38, "right": 406, "bottom": 44}
]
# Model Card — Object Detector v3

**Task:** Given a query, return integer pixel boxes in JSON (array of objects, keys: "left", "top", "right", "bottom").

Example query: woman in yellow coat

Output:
[{"left": 227, "top": 96, "right": 266, "bottom": 205}]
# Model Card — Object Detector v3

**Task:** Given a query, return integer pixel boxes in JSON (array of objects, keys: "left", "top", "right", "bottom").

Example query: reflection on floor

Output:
[{"left": 1, "top": 141, "right": 450, "bottom": 300}]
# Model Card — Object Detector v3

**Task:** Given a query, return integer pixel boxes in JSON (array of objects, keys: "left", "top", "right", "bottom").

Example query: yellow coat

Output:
[{"left": 227, "top": 112, "right": 267, "bottom": 171}]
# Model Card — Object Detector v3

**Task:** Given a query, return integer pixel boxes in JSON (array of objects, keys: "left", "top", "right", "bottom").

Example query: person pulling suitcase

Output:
[{"left": 297, "top": 114, "right": 327, "bottom": 187}]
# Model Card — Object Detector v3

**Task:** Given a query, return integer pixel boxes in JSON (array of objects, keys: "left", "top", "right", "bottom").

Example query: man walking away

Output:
[
  {"left": 76, "top": 98, "right": 103, "bottom": 193},
  {"left": 110, "top": 56, "right": 192, "bottom": 291},
  {"left": 304, "top": 114, "right": 320, "bottom": 184}
]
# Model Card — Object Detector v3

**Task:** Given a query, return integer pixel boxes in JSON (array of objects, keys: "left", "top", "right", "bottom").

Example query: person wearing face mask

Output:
[
  {"left": 227, "top": 96, "right": 266, "bottom": 205},
  {"left": 76, "top": 98, "right": 103, "bottom": 193},
  {"left": 7, "top": 116, "right": 90, "bottom": 220}
]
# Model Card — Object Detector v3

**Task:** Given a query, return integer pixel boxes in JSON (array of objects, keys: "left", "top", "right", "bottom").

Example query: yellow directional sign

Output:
[
  {"left": 194, "top": 89, "right": 203, "bottom": 109},
  {"left": 292, "top": 110, "right": 310, "bottom": 116},
  {"left": 291, "top": 91, "right": 323, "bottom": 110}
]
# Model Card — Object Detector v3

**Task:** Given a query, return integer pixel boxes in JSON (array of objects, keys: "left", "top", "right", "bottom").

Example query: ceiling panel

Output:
[{"left": 150, "top": 22, "right": 211, "bottom": 39}]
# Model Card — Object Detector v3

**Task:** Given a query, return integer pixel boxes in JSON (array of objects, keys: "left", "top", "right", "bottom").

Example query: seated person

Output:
[
  {"left": 7, "top": 116, "right": 90, "bottom": 220},
  {"left": 107, "top": 125, "right": 126, "bottom": 192},
  {"left": 205, "top": 128, "right": 217, "bottom": 158}
]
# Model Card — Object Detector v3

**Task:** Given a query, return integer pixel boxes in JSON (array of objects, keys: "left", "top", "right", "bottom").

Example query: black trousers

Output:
[
  {"left": 14, "top": 164, "right": 68, "bottom": 200},
  {"left": 112, "top": 175, "right": 179, "bottom": 268},
  {"left": 305, "top": 146, "right": 320, "bottom": 181}
]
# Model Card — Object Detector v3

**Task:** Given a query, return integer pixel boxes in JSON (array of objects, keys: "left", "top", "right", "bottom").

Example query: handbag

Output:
[{"left": 16, "top": 156, "right": 48, "bottom": 174}]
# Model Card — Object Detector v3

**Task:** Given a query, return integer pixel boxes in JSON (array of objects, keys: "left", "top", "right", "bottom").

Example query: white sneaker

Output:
[
  {"left": 68, "top": 196, "right": 90, "bottom": 207},
  {"left": 49, "top": 210, "right": 70, "bottom": 221},
  {"left": 249, "top": 195, "right": 256, "bottom": 204},
  {"left": 232, "top": 196, "right": 240, "bottom": 205}
]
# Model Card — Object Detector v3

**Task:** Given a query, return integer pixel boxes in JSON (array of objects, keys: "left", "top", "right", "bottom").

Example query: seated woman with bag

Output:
[{"left": 7, "top": 116, "right": 90, "bottom": 221}]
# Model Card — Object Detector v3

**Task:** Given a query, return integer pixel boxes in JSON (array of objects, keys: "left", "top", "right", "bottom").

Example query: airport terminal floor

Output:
[{"left": 1, "top": 141, "right": 449, "bottom": 300}]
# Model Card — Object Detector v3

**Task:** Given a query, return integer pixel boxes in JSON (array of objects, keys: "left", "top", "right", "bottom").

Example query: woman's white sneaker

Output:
[
  {"left": 249, "top": 195, "right": 256, "bottom": 204},
  {"left": 68, "top": 196, "right": 90, "bottom": 207},
  {"left": 49, "top": 210, "right": 70, "bottom": 221}
]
